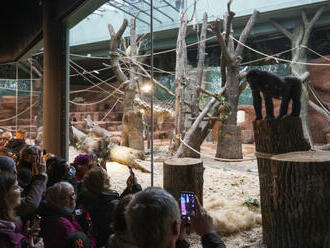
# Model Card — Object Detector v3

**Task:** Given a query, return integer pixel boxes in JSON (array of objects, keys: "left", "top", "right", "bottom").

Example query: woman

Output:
[
  {"left": 80, "top": 167, "right": 141, "bottom": 247},
  {"left": 0, "top": 172, "right": 34, "bottom": 247},
  {"left": 70, "top": 154, "right": 91, "bottom": 181},
  {"left": 39, "top": 181, "right": 95, "bottom": 248}
]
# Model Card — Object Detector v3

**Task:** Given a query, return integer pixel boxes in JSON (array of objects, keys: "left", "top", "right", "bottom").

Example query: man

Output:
[{"left": 126, "top": 187, "right": 226, "bottom": 248}]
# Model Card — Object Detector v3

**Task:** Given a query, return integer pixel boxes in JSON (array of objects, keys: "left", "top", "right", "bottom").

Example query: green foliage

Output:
[{"left": 243, "top": 198, "right": 260, "bottom": 208}]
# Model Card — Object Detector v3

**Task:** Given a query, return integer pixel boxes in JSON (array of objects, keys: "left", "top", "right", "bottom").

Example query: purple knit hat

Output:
[{"left": 71, "top": 154, "right": 89, "bottom": 168}]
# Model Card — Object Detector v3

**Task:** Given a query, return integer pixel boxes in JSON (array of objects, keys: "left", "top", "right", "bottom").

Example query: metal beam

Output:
[
  {"left": 142, "top": 0, "right": 174, "bottom": 22},
  {"left": 162, "top": 0, "right": 179, "bottom": 12},
  {"left": 121, "top": 0, "right": 162, "bottom": 23},
  {"left": 107, "top": 2, "right": 150, "bottom": 25}
]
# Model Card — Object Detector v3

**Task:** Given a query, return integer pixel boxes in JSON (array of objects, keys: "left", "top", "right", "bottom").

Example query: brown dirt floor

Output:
[{"left": 69, "top": 140, "right": 265, "bottom": 248}]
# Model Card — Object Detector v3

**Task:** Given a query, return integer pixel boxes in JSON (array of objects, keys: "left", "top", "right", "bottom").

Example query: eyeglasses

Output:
[{"left": 67, "top": 192, "right": 76, "bottom": 200}]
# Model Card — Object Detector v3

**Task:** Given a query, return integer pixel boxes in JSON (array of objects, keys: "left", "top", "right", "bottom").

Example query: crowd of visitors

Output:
[{"left": 0, "top": 130, "right": 226, "bottom": 248}]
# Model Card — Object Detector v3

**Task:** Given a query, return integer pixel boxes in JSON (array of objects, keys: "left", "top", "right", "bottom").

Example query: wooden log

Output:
[
  {"left": 163, "top": 158, "right": 204, "bottom": 204},
  {"left": 109, "top": 144, "right": 150, "bottom": 173},
  {"left": 267, "top": 151, "right": 330, "bottom": 248},
  {"left": 253, "top": 116, "right": 311, "bottom": 247},
  {"left": 216, "top": 124, "right": 242, "bottom": 159},
  {"left": 253, "top": 116, "right": 310, "bottom": 154}
]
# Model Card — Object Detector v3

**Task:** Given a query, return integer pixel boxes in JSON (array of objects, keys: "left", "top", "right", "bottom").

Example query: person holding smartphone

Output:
[{"left": 126, "top": 187, "right": 226, "bottom": 248}]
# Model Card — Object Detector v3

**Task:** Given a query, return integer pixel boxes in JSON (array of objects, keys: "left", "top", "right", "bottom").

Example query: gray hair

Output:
[
  {"left": 46, "top": 181, "right": 73, "bottom": 210},
  {"left": 125, "top": 187, "right": 180, "bottom": 248}
]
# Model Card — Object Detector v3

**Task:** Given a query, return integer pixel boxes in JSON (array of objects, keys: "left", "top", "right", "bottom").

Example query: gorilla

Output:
[{"left": 246, "top": 69, "right": 302, "bottom": 120}]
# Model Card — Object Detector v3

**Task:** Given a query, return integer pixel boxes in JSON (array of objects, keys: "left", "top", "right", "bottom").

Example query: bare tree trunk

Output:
[
  {"left": 212, "top": 3, "right": 259, "bottom": 159},
  {"left": 108, "top": 19, "right": 144, "bottom": 151},
  {"left": 176, "top": 12, "right": 208, "bottom": 158},
  {"left": 171, "top": 9, "right": 188, "bottom": 153},
  {"left": 270, "top": 6, "right": 325, "bottom": 147}
]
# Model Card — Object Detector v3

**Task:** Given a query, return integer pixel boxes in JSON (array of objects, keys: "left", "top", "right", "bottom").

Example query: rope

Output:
[
  {"left": 230, "top": 35, "right": 330, "bottom": 67},
  {"left": 101, "top": 99, "right": 120, "bottom": 121},
  {"left": 0, "top": 102, "right": 38, "bottom": 123},
  {"left": 70, "top": 60, "right": 124, "bottom": 95},
  {"left": 308, "top": 83, "right": 330, "bottom": 116},
  {"left": 69, "top": 91, "right": 120, "bottom": 106},
  {"left": 179, "top": 137, "right": 256, "bottom": 162},
  {"left": 241, "top": 47, "right": 298, "bottom": 66},
  {"left": 254, "top": 151, "right": 275, "bottom": 159},
  {"left": 15, "top": 63, "right": 18, "bottom": 134},
  {"left": 29, "top": 60, "right": 33, "bottom": 140}
]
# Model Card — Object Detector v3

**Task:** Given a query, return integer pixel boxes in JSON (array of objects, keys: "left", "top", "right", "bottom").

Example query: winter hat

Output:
[
  {"left": 0, "top": 156, "right": 15, "bottom": 172},
  {"left": 65, "top": 231, "right": 90, "bottom": 248}
]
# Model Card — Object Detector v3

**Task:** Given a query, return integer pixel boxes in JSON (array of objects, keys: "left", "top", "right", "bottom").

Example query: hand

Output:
[
  {"left": 32, "top": 161, "right": 46, "bottom": 176},
  {"left": 190, "top": 196, "right": 215, "bottom": 237},
  {"left": 126, "top": 174, "right": 137, "bottom": 188},
  {"left": 178, "top": 218, "right": 188, "bottom": 240}
]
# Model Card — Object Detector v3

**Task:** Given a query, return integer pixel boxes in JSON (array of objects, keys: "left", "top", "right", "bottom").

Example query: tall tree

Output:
[
  {"left": 108, "top": 18, "right": 144, "bottom": 151},
  {"left": 211, "top": 1, "right": 259, "bottom": 159},
  {"left": 171, "top": 0, "right": 188, "bottom": 153},
  {"left": 270, "top": 6, "right": 325, "bottom": 146}
]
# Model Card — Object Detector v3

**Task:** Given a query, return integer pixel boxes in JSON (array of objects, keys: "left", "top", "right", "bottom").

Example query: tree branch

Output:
[
  {"left": 299, "top": 71, "right": 310, "bottom": 81},
  {"left": 235, "top": 9, "right": 259, "bottom": 57},
  {"left": 197, "top": 86, "right": 224, "bottom": 102},
  {"left": 309, "top": 6, "right": 325, "bottom": 28},
  {"left": 108, "top": 19, "right": 129, "bottom": 83},
  {"left": 211, "top": 18, "right": 233, "bottom": 63},
  {"left": 302, "top": 6, "right": 325, "bottom": 45},
  {"left": 309, "top": 100, "right": 330, "bottom": 121},
  {"left": 238, "top": 80, "right": 247, "bottom": 96},
  {"left": 225, "top": 1, "right": 235, "bottom": 45},
  {"left": 270, "top": 18, "right": 293, "bottom": 41},
  {"left": 175, "top": 97, "right": 217, "bottom": 157},
  {"left": 301, "top": 9, "right": 308, "bottom": 28}
]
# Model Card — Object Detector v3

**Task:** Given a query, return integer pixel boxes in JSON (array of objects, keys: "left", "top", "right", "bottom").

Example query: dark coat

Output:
[
  {"left": 80, "top": 191, "right": 119, "bottom": 247},
  {"left": 80, "top": 184, "right": 142, "bottom": 248},
  {"left": 38, "top": 201, "right": 96, "bottom": 248}
]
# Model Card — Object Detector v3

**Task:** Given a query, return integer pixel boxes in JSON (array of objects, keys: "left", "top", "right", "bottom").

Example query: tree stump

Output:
[
  {"left": 216, "top": 124, "right": 242, "bottom": 159},
  {"left": 268, "top": 151, "right": 330, "bottom": 248},
  {"left": 253, "top": 117, "right": 311, "bottom": 247},
  {"left": 163, "top": 158, "right": 204, "bottom": 204}
]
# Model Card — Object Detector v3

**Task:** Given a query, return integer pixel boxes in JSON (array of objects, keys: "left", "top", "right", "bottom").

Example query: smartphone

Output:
[
  {"left": 180, "top": 191, "right": 195, "bottom": 224},
  {"left": 128, "top": 167, "right": 134, "bottom": 176}
]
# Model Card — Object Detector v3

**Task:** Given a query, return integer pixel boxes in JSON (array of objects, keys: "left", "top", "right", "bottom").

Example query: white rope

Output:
[
  {"left": 230, "top": 35, "right": 330, "bottom": 67},
  {"left": 15, "top": 63, "right": 18, "bottom": 134},
  {"left": 241, "top": 47, "right": 298, "bottom": 66},
  {"left": 304, "top": 46, "right": 330, "bottom": 62},
  {"left": 179, "top": 137, "right": 256, "bottom": 162},
  {"left": 70, "top": 65, "right": 115, "bottom": 77},
  {"left": 29, "top": 60, "right": 33, "bottom": 140},
  {"left": 0, "top": 102, "right": 38, "bottom": 123},
  {"left": 101, "top": 99, "right": 120, "bottom": 121},
  {"left": 69, "top": 91, "right": 120, "bottom": 106},
  {"left": 308, "top": 83, "right": 330, "bottom": 116},
  {"left": 70, "top": 60, "right": 124, "bottom": 95}
]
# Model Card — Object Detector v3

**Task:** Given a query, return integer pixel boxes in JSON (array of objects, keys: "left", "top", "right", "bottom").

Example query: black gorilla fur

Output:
[{"left": 246, "top": 69, "right": 302, "bottom": 120}]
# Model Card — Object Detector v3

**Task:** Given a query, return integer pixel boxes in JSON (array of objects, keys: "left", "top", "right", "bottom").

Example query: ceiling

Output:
[{"left": 0, "top": 0, "right": 108, "bottom": 64}]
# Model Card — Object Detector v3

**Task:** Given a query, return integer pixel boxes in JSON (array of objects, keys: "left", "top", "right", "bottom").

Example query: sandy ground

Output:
[{"left": 69, "top": 141, "right": 265, "bottom": 248}]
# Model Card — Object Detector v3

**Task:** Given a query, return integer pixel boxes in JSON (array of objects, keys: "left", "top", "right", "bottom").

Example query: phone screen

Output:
[{"left": 180, "top": 191, "right": 195, "bottom": 224}]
